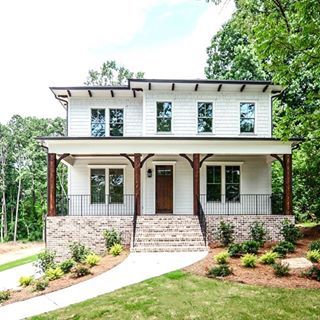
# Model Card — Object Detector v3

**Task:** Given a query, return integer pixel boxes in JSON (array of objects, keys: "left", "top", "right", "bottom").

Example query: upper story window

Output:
[
  {"left": 91, "top": 109, "right": 106, "bottom": 137},
  {"left": 240, "top": 102, "right": 255, "bottom": 133},
  {"left": 90, "top": 169, "right": 105, "bottom": 204},
  {"left": 198, "top": 102, "right": 213, "bottom": 133},
  {"left": 225, "top": 166, "right": 240, "bottom": 201},
  {"left": 206, "top": 166, "right": 221, "bottom": 201},
  {"left": 109, "top": 109, "right": 124, "bottom": 136},
  {"left": 157, "top": 102, "right": 172, "bottom": 133},
  {"left": 109, "top": 168, "right": 124, "bottom": 203}
]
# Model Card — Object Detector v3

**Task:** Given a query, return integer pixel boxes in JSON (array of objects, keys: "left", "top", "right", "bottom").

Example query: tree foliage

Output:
[{"left": 84, "top": 60, "right": 144, "bottom": 86}]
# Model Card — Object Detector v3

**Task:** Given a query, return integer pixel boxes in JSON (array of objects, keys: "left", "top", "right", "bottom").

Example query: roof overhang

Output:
[{"left": 38, "top": 137, "right": 295, "bottom": 156}]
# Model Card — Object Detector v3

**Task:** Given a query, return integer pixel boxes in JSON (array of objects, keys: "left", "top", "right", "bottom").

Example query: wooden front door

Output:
[{"left": 156, "top": 165, "right": 173, "bottom": 213}]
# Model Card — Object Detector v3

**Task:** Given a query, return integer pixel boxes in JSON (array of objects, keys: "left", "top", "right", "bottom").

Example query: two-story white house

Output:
[{"left": 39, "top": 79, "right": 297, "bottom": 258}]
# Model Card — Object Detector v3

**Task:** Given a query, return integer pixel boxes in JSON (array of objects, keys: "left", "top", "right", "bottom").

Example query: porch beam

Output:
[
  {"left": 271, "top": 154, "right": 284, "bottom": 168},
  {"left": 179, "top": 154, "right": 193, "bottom": 168},
  {"left": 134, "top": 153, "right": 141, "bottom": 216},
  {"left": 120, "top": 153, "right": 134, "bottom": 167},
  {"left": 140, "top": 153, "right": 154, "bottom": 168},
  {"left": 47, "top": 153, "right": 57, "bottom": 217},
  {"left": 56, "top": 153, "right": 70, "bottom": 167},
  {"left": 200, "top": 153, "right": 213, "bottom": 168},
  {"left": 193, "top": 154, "right": 200, "bottom": 216},
  {"left": 283, "top": 154, "right": 293, "bottom": 215}
]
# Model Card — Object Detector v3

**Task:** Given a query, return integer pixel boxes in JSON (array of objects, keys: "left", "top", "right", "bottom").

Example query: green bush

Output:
[
  {"left": 309, "top": 240, "right": 320, "bottom": 251},
  {"left": 69, "top": 242, "right": 91, "bottom": 263},
  {"left": 109, "top": 244, "right": 123, "bottom": 256},
  {"left": 207, "top": 265, "right": 232, "bottom": 278},
  {"left": 250, "top": 221, "right": 267, "bottom": 245},
  {"left": 19, "top": 275, "right": 34, "bottom": 287},
  {"left": 259, "top": 251, "right": 278, "bottom": 265},
  {"left": 218, "top": 221, "right": 235, "bottom": 246},
  {"left": 59, "top": 259, "right": 75, "bottom": 274},
  {"left": 85, "top": 254, "right": 101, "bottom": 267},
  {"left": 45, "top": 267, "right": 64, "bottom": 281},
  {"left": 0, "top": 290, "right": 11, "bottom": 303},
  {"left": 214, "top": 251, "right": 230, "bottom": 265},
  {"left": 32, "top": 277, "right": 49, "bottom": 291},
  {"left": 272, "top": 262, "right": 290, "bottom": 277},
  {"left": 35, "top": 250, "right": 56, "bottom": 273},
  {"left": 307, "top": 250, "right": 320, "bottom": 263},
  {"left": 280, "top": 219, "right": 302, "bottom": 244},
  {"left": 228, "top": 243, "right": 243, "bottom": 257},
  {"left": 241, "top": 240, "right": 260, "bottom": 254},
  {"left": 272, "top": 241, "right": 295, "bottom": 257},
  {"left": 71, "top": 264, "right": 92, "bottom": 278},
  {"left": 303, "top": 265, "right": 320, "bottom": 281},
  {"left": 241, "top": 254, "right": 258, "bottom": 268},
  {"left": 103, "top": 229, "right": 121, "bottom": 250}
]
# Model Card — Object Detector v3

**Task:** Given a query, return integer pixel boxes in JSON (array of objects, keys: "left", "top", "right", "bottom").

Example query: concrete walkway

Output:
[{"left": 0, "top": 251, "right": 207, "bottom": 320}]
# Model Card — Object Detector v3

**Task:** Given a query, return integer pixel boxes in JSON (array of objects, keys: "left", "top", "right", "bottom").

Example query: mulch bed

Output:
[
  {"left": 185, "top": 227, "right": 320, "bottom": 289},
  {"left": 2, "top": 251, "right": 128, "bottom": 306}
]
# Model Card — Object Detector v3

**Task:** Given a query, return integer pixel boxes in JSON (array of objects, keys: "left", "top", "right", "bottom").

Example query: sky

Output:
[{"left": 0, "top": 0, "right": 235, "bottom": 124}]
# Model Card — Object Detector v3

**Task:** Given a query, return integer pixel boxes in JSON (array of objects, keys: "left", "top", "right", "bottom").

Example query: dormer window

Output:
[
  {"left": 240, "top": 102, "right": 255, "bottom": 133},
  {"left": 109, "top": 109, "right": 124, "bottom": 136},
  {"left": 157, "top": 102, "right": 172, "bottom": 133},
  {"left": 198, "top": 102, "right": 213, "bottom": 133},
  {"left": 91, "top": 109, "right": 106, "bottom": 137}
]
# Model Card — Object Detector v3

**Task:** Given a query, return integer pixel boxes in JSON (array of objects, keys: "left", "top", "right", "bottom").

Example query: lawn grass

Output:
[
  {"left": 0, "top": 254, "right": 38, "bottom": 272},
  {"left": 31, "top": 270, "right": 320, "bottom": 320},
  {"left": 296, "top": 221, "right": 319, "bottom": 228}
]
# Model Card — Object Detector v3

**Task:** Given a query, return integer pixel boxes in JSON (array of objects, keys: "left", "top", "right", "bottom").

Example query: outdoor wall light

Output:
[{"left": 147, "top": 169, "right": 152, "bottom": 178}]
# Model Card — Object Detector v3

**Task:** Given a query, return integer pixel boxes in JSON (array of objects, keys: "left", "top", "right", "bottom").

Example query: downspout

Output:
[{"left": 40, "top": 144, "right": 49, "bottom": 247}]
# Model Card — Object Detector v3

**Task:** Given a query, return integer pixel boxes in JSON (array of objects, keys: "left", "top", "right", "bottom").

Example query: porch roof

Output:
[{"left": 38, "top": 136, "right": 296, "bottom": 157}]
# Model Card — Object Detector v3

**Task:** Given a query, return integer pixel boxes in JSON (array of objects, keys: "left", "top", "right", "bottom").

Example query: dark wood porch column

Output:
[
  {"left": 193, "top": 154, "right": 200, "bottom": 216},
  {"left": 47, "top": 153, "right": 57, "bottom": 217},
  {"left": 283, "top": 154, "right": 293, "bottom": 215},
  {"left": 134, "top": 153, "right": 141, "bottom": 216}
]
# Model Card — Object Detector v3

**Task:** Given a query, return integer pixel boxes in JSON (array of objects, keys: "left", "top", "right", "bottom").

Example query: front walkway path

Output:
[{"left": 0, "top": 251, "right": 207, "bottom": 320}]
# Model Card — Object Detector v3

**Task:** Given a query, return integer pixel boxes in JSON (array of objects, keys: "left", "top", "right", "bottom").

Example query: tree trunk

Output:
[{"left": 13, "top": 176, "right": 22, "bottom": 242}]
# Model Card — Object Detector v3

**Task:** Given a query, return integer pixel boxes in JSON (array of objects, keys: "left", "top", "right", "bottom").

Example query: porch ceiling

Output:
[{"left": 38, "top": 137, "right": 295, "bottom": 156}]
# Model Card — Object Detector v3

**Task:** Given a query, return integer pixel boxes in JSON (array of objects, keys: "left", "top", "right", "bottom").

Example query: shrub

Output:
[
  {"left": 214, "top": 251, "right": 230, "bottom": 265},
  {"left": 259, "top": 251, "right": 278, "bottom": 265},
  {"left": 109, "top": 244, "right": 123, "bottom": 256},
  {"left": 273, "top": 262, "right": 290, "bottom": 277},
  {"left": 307, "top": 250, "right": 320, "bottom": 263},
  {"left": 0, "top": 290, "right": 11, "bottom": 303},
  {"left": 32, "top": 277, "right": 49, "bottom": 291},
  {"left": 241, "top": 254, "right": 258, "bottom": 268},
  {"left": 272, "top": 241, "right": 295, "bottom": 257},
  {"left": 103, "top": 229, "right": 121, "bottom": 250},
  {"left": 309, "top": 240, "right": 320, "bottom": 251},
  {"left": 45, "top": 267, "right": 64, "bottom": 281},
  {"left": 19, "top": 275, "right": 34, "bottom": 287},
  {"left": 69, "top": 242, "right": 91, "bottom": 263},
  {"left": 71, "top": 264, "right": 92, "bottom": 278},
  {"left": 207, "top": 265, "right": 232, "bottom": 278},
  {"left": 85, "top": 254, "right": 101, "bottom": 267},
  {"left": 35, "top": 250, "right": 56, "bottom": 273},
  {"left": 59, "top": 259, "right": 75, "bottom": 274},
  {"left": 228, "top": 243, "right": 243, "bottom": 257},
  {"left": 241, "top": 240, "right": 260, "bottom": 254},
  {"left": 218, "top": 221, "right": 235, "bottom": 246},
  {"left": 303, "top": 265, "right": 320, "bottom": 281},
  {"left": 280, "top": 219, "right": 302, "bottom": 244},
  {"left": 250, "top": 221, "right": 267, "bottom": 246}
]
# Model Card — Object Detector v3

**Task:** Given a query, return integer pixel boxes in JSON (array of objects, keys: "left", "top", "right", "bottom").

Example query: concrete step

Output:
[{"left": 131, "top": 246, "right": 208, "bottom": 253}]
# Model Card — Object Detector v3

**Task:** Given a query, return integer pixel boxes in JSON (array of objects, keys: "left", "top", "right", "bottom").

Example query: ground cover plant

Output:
[
  {"left": 241, "top": 254, "right": 258, "bottom": 268},
  {"left": 272, "top": 241, "right": 295, "bottom": 258},
  {"left": 207, "top": 265, "right": 232, "bottom": 278},
  {"left": 259, "top": 251, "right": 279, "bottom": 265},
  {"left": 214, "top": 251, "right": 229, "bottom": 264},
  {"left": 309, "top": 240, "right": 320, "bottom": 251},
  {"left": 307, "top": 250, "right": 320, "bottom": 263},
  {"left": 272, "top": 263, "right": 290, "bottom": 277},
  {"left": 109, "top": 244, "right": 123, "bottom": 256}
]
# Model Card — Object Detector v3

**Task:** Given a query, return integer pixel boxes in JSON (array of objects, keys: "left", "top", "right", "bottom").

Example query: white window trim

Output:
[
  {"left": 108, "top": 107, "right": 125, "bottom": 137},
  {"left": 196, "top": 101, "right": 215, "bottom": 135},
  {"left": 239, "top": 101, "right": 257, "bottom": 135},
  {"left": 155, "top": 101, "right": 174, "bottom": 135},
  {"left": 90, "top": 108, "right": 106, "bottom": 137}
]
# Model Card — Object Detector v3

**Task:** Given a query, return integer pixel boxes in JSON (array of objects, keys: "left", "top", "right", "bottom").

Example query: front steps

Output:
[{"left": 131, "top": 215, "right": 208, "bottom": 252}]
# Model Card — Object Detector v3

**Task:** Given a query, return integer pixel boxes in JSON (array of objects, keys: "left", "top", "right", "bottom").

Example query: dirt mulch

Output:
[
  {"left": 0, "top": 242, "right": 43, "bottom": 255},
  {"left": 184, "top": 236, "right": 320, "bottom": 289},
  {"left": 2, "top": 251, "right": 128, "bottom": 306}
]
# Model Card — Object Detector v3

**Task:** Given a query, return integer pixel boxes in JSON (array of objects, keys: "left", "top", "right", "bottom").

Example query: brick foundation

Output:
[
  {"left": 206, "top": 215, "right": 295, "bottom": 243},
  {"left": 46, "top": 216, "right": 133, "bottom": 260}
]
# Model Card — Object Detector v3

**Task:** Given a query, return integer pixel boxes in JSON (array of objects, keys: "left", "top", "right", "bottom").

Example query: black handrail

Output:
[{"left": 197, "top": 197, "right": 207, "bottom": 245}]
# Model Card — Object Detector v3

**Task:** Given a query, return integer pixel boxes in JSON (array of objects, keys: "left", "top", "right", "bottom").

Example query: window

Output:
[
  {"left": 157, "top": 102, "right": 172, "bottom": 132},
  {"left": 109, "top": 109, "right": 124, "bottom": 136},
  {"left": 198, "top": 102, "right": 213, "bottom": 133},
  {"left": 225, "top": 166, "right": 240, "bottom": 201},
  {"left": 206, "top": 166, "right": 221, "bottom": 201},
  {"left": 109, "top": 169, "right": 124, "bottom": 203},
  {"left": 91, "top": 109, "right": 106, "bottom": 137},
  {"left": 240, "top": 102, "right": 255, "bottom": 133},
  {"left": 90, "top": 169, "right": 105, "bottom": 204}
]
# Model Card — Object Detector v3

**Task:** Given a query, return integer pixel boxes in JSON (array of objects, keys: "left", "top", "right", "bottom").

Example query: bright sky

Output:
[{"left": 0, "top": 0, "right": 235, "bottom": 124}]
